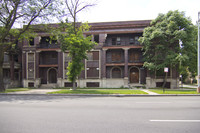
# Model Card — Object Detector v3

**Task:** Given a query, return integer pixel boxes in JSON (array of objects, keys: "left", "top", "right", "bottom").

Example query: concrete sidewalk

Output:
[
  {"left": 1, "top": 89, "right": 199, "bottom": 96},
  {"left": 8, "top": 89, "right": 61, "bottom": 94},
  {"left": 141, "top": 89, "right": 159, "bottom": 95},
  {"left": 182, "top": 84, "right": 197, "bottom": 88},
  {"left": 7, "top": 89, "right": 159, "bottom": 95}
]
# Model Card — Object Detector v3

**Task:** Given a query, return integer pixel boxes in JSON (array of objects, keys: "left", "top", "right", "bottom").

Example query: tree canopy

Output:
[
  {"left": 0, "top": 0, "right": 59, "bottom": 92},
  {"left": 139, "top": 10, "right": 197, "bottom": 77},
  {"left": 56, "top": 0, "right": 96, "bottom": 90},
  {"left": 58, "top": 22, "right": 95, "bottom": 90}
]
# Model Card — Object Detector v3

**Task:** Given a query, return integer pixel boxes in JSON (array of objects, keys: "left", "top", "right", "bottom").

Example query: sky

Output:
[{"left": 76, "top": 0, "right": 200, "bottom": 24}]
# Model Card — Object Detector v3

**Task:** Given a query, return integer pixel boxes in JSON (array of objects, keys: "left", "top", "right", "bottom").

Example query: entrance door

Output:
[
  {"left": 129, "top": 67, "right": 139, "bottom": 83},
  {"left": 48, "top": 68, "right": 57, "bottom": 83}
]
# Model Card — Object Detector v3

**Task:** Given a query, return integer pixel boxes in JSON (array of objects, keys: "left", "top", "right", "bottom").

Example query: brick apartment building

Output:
[{"left": 3, "top": 20, "right": 179, "bottom": 89}]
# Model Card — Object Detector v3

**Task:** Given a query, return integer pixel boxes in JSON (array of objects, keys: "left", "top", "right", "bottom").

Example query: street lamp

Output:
[{"left": 198, "top": 12, "right": 200, "bottom": 93}]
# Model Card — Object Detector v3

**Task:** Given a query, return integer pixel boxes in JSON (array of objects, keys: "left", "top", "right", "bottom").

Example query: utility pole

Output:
[{"left": 198, "top": 12, "right": 200, "bottom": 93}]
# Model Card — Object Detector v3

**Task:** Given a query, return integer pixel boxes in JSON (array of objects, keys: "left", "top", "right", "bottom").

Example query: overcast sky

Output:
[{"left": 76, "top": 0, "right": 200, "bottom": 24}]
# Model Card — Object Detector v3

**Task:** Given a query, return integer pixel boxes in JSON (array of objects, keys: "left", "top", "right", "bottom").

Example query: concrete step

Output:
[
  {"left": 40, "top": 84, "right": 57, "bottom": 89},
  {"left": 128, "top": 84, "right": 146, "bottom": 89}
]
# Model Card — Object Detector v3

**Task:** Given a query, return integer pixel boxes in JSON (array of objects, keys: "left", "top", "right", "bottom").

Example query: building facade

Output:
[{"left": 5, "top": 20, "right": 179, "bottom": 88}]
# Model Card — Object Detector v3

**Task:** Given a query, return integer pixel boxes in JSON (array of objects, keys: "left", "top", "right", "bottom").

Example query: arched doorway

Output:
[
  {"left": 129, "top": 67, "right": 139, "bottom": 83},
  {"left": 48, "top": 68, "right": 57, "bottom": 83},
  {"left": 111, "top": 67, "right": 122, "bottom": 78}
]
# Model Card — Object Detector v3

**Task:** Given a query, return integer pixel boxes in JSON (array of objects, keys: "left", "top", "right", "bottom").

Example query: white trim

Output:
[{"left": 26, "top": 52, "right": 35, "bottom": 80}]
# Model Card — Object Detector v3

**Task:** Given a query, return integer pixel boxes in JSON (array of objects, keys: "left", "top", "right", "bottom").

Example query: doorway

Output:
[
  {"left": 129, "top": 67, "right": 139, "bottom": 83},
  {"left": 48, "top": 68, "right": 57, "bottom": 83}
]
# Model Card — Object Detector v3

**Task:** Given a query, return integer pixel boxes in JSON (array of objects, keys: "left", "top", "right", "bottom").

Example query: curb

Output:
[{"left": 0, "top": 93, "right": 200, "bottom": 97}]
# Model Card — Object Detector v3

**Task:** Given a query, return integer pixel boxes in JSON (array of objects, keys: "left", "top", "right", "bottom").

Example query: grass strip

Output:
[
  {"left": 150, "top": 89, "right": 200, "bottom": 94},
  {"left": 2, "top": 88, "right": 30, "bottom": 93},
  {"left": 48, "top": 89, "right": 148, "bottom": 94},
  {"left": 54, "top": 87, "right": 129, "bottom": 90}
]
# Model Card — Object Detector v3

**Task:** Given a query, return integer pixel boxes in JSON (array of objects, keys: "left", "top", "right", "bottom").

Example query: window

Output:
[
  {"left": 112, "top": 38, "right": 116, "bottom": 45},
  {"left": 64, "top": 82, "right": 77, "bottom": 87},
  {"left": 86, "top": 82, "right": 100, "bottom": 87},
  {"left": 87, "top": 67, "right": 99, "bottom": 78},
  {"left": 65, "top": 53, "right": 71, "bottom": 61},
  {"left": 28, "top": 82, "right": 34, "bottom": 87},
  {"left": 93, "top": 51, "right": 99, "bottom": 60},
  {"left": 28, "top": 69, "right": 34, "bottom": 79},
  {"left": 112, "top": 51, "right": 122, "bottom": 62},
  {"left": 135, "top": 36, "right": 140, "bottom": 45},
  {"left": 3, "top": 53, "right": 9, "bottom": 63},
  {"left": 40, "top": 36, "right": 50, "bottom": 44},
  {"left": 94, "top": 35, "right": 99, "bottom": 43},
  {"left": 28, "top": 53, "right": 34, "bottom": 62},
  {"left": 14, "top": 70, "right": 19, "bottom": 80},
  {"left": 116, "top": 37, "right": 121, "bottom": 45},
  {"left": 130, "top": 37, "right": 134, "bottom": 44},
  {"left": 3, "top": 69, "right": 10, "bottom": 78},
  {"left": 28, "top": 53, "right": 34, "bottom": 79},
  {"left": 87, "top": 51, "right": 99, "bottom": 61},
  {"left": 129, "top": 52, "right": 141, "bottom": 62},
  {"left": 112, "top": 68, "right": 121, "bottom": 78},
  {"left": 40, "top": 36, "right": 57, "bottom": 44},
  {"left": 87, "top": 52, "right": 93, "bottom": 60},
  {"left": 29, "top": 37, "right": 34, "bottom": 46}
]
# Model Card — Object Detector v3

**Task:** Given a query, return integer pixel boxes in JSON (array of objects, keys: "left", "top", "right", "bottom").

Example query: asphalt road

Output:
[{"left": 0, "top": 95, "right": 200, "bottom": 133}]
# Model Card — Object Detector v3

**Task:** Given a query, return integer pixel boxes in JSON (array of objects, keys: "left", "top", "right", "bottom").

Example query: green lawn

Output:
[
  {"left": 1, "top": 88, "right": 30, "bottom": 93},
  {"left": 48, "top": 89, "right": 148, "bottom": 94},
  {"left": 150, "top": 89, "right": 200, "bottom": 94},
  {"left": 54, "top": 87, "right": 129, "bottom": 89}
]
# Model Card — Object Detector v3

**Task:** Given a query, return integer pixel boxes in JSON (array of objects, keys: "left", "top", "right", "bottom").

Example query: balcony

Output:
[
  {"left": 129, "top": 57, "right": 143, "bottom": 63},
  {"left": 39, "top": 51, "right": 58, "bottom": 67},
  {"left": 40, "top": 58, "right": 58, "bottom": 65},
  {"left": 38, "top": 43, "right": 60, "bottom": 49},
  {"left": 103, "top": 41, "right": 142, "bottom": 49},
  {"left": 37, "top": 36, "right": 60, "bottom": 49}
]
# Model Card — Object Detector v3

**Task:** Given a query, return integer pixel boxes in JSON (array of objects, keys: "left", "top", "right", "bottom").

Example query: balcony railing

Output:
[
  {"left": 104, "top": 41, "right": 141, "bottom": 47},
  {"left": 39, "top": 58, "right": 58, "bottom": 65},
  {"left": 37, "top": 43, "right": 60, "bottom": 49},
  {"left": 106, "top": 60, "right": 124, "bottom": 63},
  {"left": 129, "top": 57, "right": 143, "bottom": 63}
]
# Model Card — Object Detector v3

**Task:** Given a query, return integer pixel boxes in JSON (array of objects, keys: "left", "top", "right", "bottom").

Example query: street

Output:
[{"left": 0, "top": 95, "right": 200, "bottom": 133}]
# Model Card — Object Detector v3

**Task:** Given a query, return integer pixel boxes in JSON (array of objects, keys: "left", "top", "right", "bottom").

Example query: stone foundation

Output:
[
  {"left": 146, "top": 77, "right": 179, "bottom": 89},
  {"left": 22, "top": 77, "right": 179, "bottom": 89}
]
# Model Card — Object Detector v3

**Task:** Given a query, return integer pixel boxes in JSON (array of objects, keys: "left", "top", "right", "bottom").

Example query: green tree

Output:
[
  {"left": 181, "top": 26, "right": 197, "bottom": 82},
  {"left": 57, "top": 0, "right": 96, "bottom": 90},
  {"left": 58, "top": 22, "right": 95, "bottom": 90},
  {"left": 0, "top": 0, "right": 59, "bottom": 92},
  {"left": 139, "top": 10, "right": 196, "bottom": 88}
]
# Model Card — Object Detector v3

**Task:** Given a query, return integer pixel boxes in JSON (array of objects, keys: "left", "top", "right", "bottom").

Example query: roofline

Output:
[{"left": 88, "top": 20, "right": 152, "bottom": 25}]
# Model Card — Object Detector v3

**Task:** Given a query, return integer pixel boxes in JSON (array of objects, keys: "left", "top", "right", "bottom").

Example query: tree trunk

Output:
[
  {"left": 162, "top": 72, "right": 168, "bottom": 93},
  {"left": 72, "top": 80, "right": 76, "bottom": 90},
  {"left": 10, "top": 54, "right": 14, "bottom": 81},
  {"left": 0, "top": 45, "right": 5, "bottom": 92}
]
